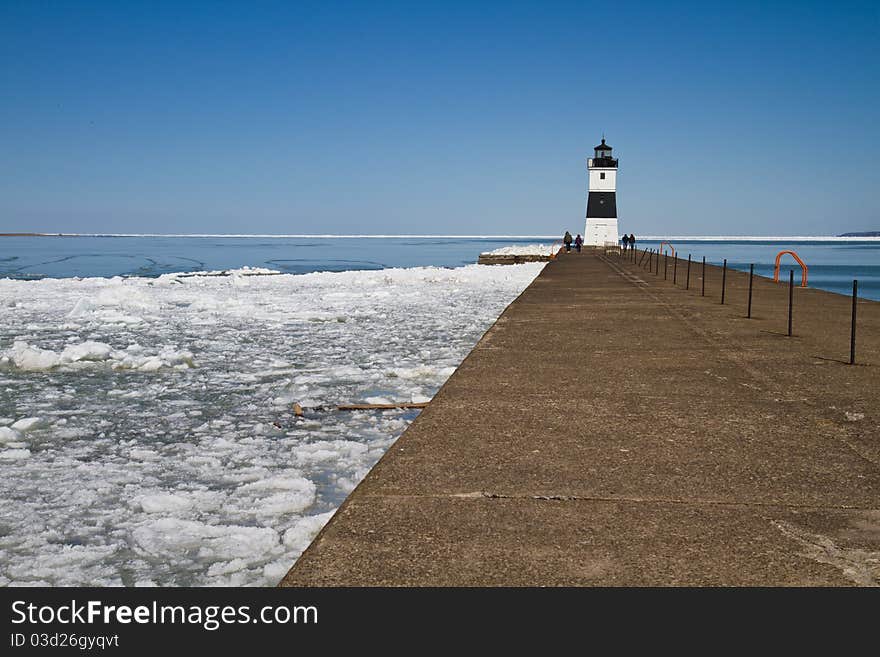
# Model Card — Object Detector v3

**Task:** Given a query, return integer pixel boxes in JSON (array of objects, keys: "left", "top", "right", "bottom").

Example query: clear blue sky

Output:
[{"left": 1, "top": 0, "right": 877, "bottom": 235}]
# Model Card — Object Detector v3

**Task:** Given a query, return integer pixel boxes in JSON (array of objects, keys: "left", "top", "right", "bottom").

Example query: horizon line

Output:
[{"left": 2, "top": 233, "right": 879, "bottom": 241}]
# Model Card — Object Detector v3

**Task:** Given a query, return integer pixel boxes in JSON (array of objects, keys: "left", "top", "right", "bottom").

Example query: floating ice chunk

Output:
[
  {"left": 0, "top": 448, "right": 31, "bottom": 460},
  {"left": 363, "top": 396, "right": 393, "bottom": 405},
  {"left": 132, "top": 518, "right": 280, "bottom": 562},
  {"left": 112, "top": 347, "right": 195, "bottom": 371},
  {"left": 227, "top": 475, "right": 317, "bottom": 519},
  {"left": 0, "top": 427, "right": 22, "bottom": 444},
  {"left": 64, "top": 341, "right": 113, "bottom": 362},
  {"left": 12, "top": 417, "right": 48, "bottom": 432},
  {"left": 1, "top": 340, "right": 112, "bottom": 370},
  {"left": 411, "top": 394, "right": 432, "bottom": 404},
  {"left": 0, "top": 340, "right": 195, "bottom": 372},
  {"left": 137, "top": 493, "right": 195, "bottom": 514},
  {"left": 3, "top": 342, "right": 60, "bottom": 371},
  {"left": 281, "top": 510, "right": 337, "bottom": 554},
  {"left": 67, "top": 297, "right": 92, "bottom": 317},
  {"left": 262, "top": 559, "right": 293, "bottom": 582},
  {"left": 207, "top": 559, "right": 249, "bottom": 577}
]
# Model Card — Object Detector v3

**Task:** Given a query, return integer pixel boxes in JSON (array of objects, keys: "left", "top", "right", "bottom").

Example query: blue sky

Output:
[{"left": 1, "top": 0, "right": 877, "bottom": 235}]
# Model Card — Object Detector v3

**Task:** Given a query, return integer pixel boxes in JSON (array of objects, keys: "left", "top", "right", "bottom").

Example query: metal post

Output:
[
  {"left": 673, "top": 254, "right": 678, "bottom": 285},
  {"left": 701, "top": 256, "right": 706, "bottom": 297},
  {"left": 851, "top": 279, "right": 858, "bottom": 365},
  {"left": 686, "top": 254, "right": 691, "bottom": 290},
  {"left": 721, "top": 258, "right": 727, "bottom": 304},
  {"left": 788, "top": 269, "right": 794, "bottom": 337},
  {"left": 664, "top": 253, "right": 668, "bottom": 280},
  {"left": 747, "top": 264, "right": 754, "bottom": 318}
]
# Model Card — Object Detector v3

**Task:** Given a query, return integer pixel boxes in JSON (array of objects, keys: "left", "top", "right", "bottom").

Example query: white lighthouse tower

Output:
[{"left": 584, "top": 137, "right": 619, "bottom": 246}]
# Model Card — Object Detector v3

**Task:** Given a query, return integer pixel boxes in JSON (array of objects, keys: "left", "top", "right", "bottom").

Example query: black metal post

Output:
[
  {"left": 788, "top": 269, "right": 794, "bottom": 337},
  {"left": 701, "top": 256, "right": 706, "bottom": 297},
  {"left": 673, "top": 254, "right": 678, "bottom": 285},
  {"left": 664, "top": 253, "right": 668, "bottom": 280},
  {"left": 686, "top": 254, "right": 691, "bottom": 290},
  {"left": 851, "top": 279, "right": 858, "bottom": 365},
  {"left": 720, "top": 258, "right": 727, "bottom": 304},
  {"left": 747, "top": 264, "right": 754, "bottom": 318}
]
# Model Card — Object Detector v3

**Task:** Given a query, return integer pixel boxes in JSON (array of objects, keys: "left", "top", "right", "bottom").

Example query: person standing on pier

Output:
[
  {"left": 575, "top": 234, "right": 583, "bottom": 252},
  {"left": 629, "top": 233, "right": 636, "bottom": 251},
  {"left": 563, "top": 231, "right": 573, "bottom": 252},
  {"left": 621, "top": 234, "right": 629, "bottom": 252}
]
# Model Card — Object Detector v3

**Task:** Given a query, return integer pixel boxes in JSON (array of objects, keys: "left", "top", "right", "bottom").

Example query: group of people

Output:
[
  {"left": 562, "top": 231, "right": 636, "bottom": 253},
  {"left": 563, "top": 231, "right": 584, "bottom": 252}
]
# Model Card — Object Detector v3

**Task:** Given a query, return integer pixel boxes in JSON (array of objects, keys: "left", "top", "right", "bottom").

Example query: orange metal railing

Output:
[
  {"left": 774, "top": 250, "right": 808, "bottom": 287},
  {"left": 659, "top": 241, "right": 676, "bottom": 257}
]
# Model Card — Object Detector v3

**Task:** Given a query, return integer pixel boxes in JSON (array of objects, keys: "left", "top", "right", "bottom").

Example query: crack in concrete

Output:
[{"left": 420, "top": 491, "right": 875, "bottom": 511}]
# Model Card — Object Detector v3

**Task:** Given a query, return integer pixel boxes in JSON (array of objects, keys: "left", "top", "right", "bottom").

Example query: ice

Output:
[
  {"left": 136, "top": 493, "right": 195, "bottom": 514},
  {"left": 0, "top": 449, "right": 31, "bottom": 460},
  {"left": 0, "top": 262, "right": 544, "bottom": 585},
  {"left": 481, "top": 244, "right": 557, "bottom": 256},
  {"left": 282, "top": 511, "right": 337, "bottom": 553},
  {"left": 0, "top": 340, "right": 194, "bottom": 372},
  {"left": 132, "top": 518, "right": 280, "bottom": 561},
  {"left": 11, "top": 417, "right": 47, "bottom": 432}
]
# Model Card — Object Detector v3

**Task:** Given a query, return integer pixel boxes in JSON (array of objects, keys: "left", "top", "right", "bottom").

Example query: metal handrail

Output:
[
  {"left": 659, "top": 241, "right": 676, "bottom": 257},
  {"left": 773, "top": 250, "right": 808, "bottom": 287}
]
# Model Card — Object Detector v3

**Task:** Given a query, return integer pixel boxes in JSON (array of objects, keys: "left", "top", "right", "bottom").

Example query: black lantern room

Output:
[{"left": 592, "top": 138, "right": 617, "bottom": 167}]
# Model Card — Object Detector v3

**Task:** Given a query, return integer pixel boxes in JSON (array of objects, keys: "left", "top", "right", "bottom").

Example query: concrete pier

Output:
[{"left": 281, "top": 250, "right": 880, "bottom": 586}]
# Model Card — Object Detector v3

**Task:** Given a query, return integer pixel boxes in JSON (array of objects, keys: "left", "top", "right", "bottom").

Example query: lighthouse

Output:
[{"left": 584, "top": 137, "right": 619, "bottom": 246}]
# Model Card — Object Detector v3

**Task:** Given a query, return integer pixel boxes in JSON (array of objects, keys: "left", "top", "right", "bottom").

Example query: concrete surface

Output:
[{"left": 280, "top": 249, "right": 880, "bottom": 586}]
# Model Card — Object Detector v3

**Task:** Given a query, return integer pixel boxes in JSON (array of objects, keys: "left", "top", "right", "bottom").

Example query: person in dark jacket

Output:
[
  {"left": 563, "top": 231, "right": 572, "bottom": 252},
  {"left": 574, "top": 234, "right": 583, "bottom": 253},
  {"left": 621, "top": 234, "right": 629, "bottom": 252},
  {"left": 629, "top": 233, "right": 636, "bottom": 252}
]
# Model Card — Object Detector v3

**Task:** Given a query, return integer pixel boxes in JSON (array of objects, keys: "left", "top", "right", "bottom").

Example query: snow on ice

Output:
[
  {"left": 0, "top": 263, "right": 543, "bottom": 586},
  {"left": 480, "top": 244, "right": 557, "bottom": 256}
]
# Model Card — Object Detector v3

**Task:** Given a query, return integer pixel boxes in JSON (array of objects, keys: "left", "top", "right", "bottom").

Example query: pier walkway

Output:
[{"left": 281, "top": 250, "right": 880, "bottom": 586}]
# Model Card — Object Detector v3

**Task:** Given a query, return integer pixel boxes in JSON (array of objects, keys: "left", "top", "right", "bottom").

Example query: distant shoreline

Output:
[
  {"left": 0, "top": 233, "right": 61, "bottom": 237},
  {"left": 2, "top": 232, "right": 880, "bottom": 241}
]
